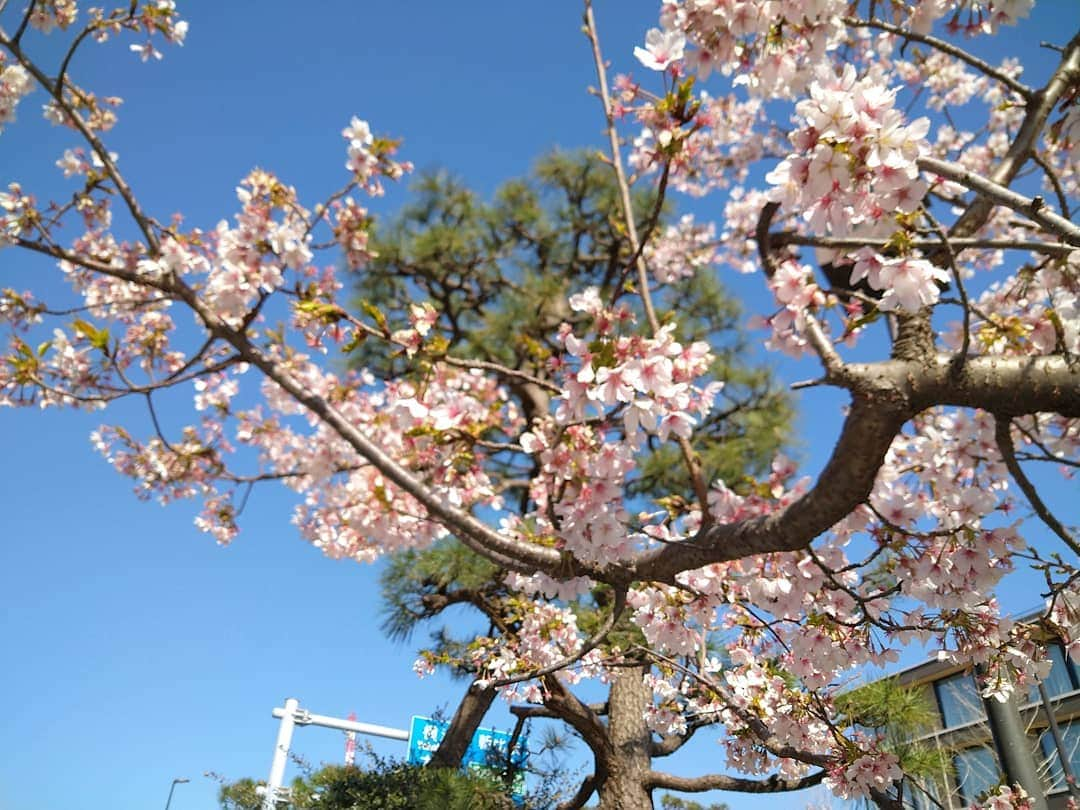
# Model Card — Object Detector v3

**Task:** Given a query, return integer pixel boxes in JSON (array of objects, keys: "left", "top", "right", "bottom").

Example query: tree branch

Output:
[
  {"left": 632, "top": 354, "right": 1080, "bottom": 583},
  {"left": 756, "top": 201, "right": 844, "bottom": 375},
  {"left": 929, "top": 30, "right": 1080, "bottom": 247},
  {"left": 919, "top": 155, "right": 1080, "bottom": 247},
  {"left": 994, "top": 415, "right": 1080, "bottom": 556},
  {"left": 511, "top": 702, "right": 608, "bottom": 720},
  {"left": 769, "top": 233, "right": 1073, "bottom": 259},
  {"left": 844, "top": 16, "right": 1032, "bottom": 98},
  {"left": 1, "top": 37, "right": 162, "bottom": 253},
  {"left": 647, "top": 769, "right": 826, "bottom": 793},
  {"left": 555, "top": 774, "right": 598, "bottom": 810},
  {"left": 488, "top": 586, "right": 627, "bottom": 687},
  {"left": 583, "top": 0, "right": 711, "bottom": 519}
]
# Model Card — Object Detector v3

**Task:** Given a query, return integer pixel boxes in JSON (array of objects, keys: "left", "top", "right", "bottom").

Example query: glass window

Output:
[
  {"left": 1028, "top": 644, "right": 1079, "bottom": 704},
  {"left": 954, "top": 745, "right": 999, "bottom": 805},
  {"left": 1039, "top": 721, "right": 1080, "bottom": 793},
  {"left": 904, "top": 776, "right": 941, "bottom": 810},
  {"left": 935, "top": 672, "right": 986, "bottom": 729}
]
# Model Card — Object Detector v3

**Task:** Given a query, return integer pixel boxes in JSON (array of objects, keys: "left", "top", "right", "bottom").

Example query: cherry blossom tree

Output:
[
  {"left": 367, "top": 155, "right": 801, "bottom": 807},
  {"left": 2, "top": 2, "right": 1079, "bottom": 810}
]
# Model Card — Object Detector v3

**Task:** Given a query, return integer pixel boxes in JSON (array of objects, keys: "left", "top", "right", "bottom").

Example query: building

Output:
[{"left": 883, "top": 639, "right": 1080, "bottom": 809}]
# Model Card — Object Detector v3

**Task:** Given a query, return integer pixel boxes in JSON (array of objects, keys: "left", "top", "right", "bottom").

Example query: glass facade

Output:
[
  {"left": 953, "top": 745, "right": 999, "bottom": 805},
  {"left": 1039, "top": 721, "right": 1080, "bottom": 793},
  {"left": 905, "top": 776, "right": 941, "bottom": 810},
  {"left": 875, "top": 641, "right": 1078, "bottom": 809},
  {"left": 1026, "top": 643, "right": 1080, "bottom": 704},
  {"left": 934, "top": 672, "right": 986, "bottom": 729}
]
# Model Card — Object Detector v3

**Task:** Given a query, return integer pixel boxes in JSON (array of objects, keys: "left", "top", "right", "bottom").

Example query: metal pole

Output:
[
  {"left": 981, "top": 686, "right": 1049, "bottom": 810},
  {"left": 263, "top": 698, "right": 299, "bottom": 810},
  {"left": 270, "top": 706, "right": 408, "bottom": 740},
  {"left": 164, "top": 777, "right": 189, "bottom": 810},
  {"left": 1038, "top": 682, "right": 1080, "bottom": 801}
]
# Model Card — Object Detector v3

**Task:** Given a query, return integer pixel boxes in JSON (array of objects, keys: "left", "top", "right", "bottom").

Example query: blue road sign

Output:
[{"left": 406, "top": 716, "right": 528, "bottom": 799}]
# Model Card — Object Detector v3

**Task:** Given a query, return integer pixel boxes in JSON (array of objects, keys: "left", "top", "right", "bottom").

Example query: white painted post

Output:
[
  {"left": 261, "top": 697, "right": 410, "bottom": 808},
  {"left": 270, "top": 706, "right": 409, "bottom": 741},
  {"left": 263, "top": 697, "right": 299, "bottom": 810}
]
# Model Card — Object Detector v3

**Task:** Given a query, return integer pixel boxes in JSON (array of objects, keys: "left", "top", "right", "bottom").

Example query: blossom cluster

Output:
[
  {"left": 906, "top": 0, "right": 1033, "bottom": 36},
  {"left": 0, "top": 182, "right": 33, "bottom": 244},
  {"left": 0, "top": 53, "right": 32, "bottom": 134},
  {"left": 641, "top": 214, "right": 718, "bottom": 284},
  {"left": 947, "top": 258, "right": 1080, "bottom": 357},
  {"left": 331, "top": 197, "right": 375, "bottom": 269},
  {"left": 342, "top": 117, "right": 412, "bottom": 197},
  {"left": 27, "top": 0, "right": 78, "bottom": 33},
  {"left": 639, "top": 0, "right": 848, "bottom": 98},
  {"left": 555, "top": 287, "right": 721, "bottom": 443},
  {"left": 125, "top": 1, "right": 189, "bottom": 62},
  {"left": 630, "top": 91, "right": 768, "bottom": 196},
  {"left": 973, "top": 783, "right": 1034, "bottom": 810},
  {"left": 275, "top": 365, "right": 518, "bottom": 559},
  {"left": 765, "top": 65, "right": 943, "bottom": 312},
  {"left": 824, "top": 752, "right": 903, "bottom": 801},
  {"left": 640, "top": 0, "right": 1033, "bottom": 99}
]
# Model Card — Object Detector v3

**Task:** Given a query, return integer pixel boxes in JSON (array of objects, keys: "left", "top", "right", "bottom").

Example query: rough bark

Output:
[{"left": 598, "top": 663, "right": 654, "bottom": 810}]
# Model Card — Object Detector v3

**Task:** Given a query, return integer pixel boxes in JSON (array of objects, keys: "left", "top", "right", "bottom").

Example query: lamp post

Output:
[{"left": 164, "top": 777, "right": 189, "bottom": 810}]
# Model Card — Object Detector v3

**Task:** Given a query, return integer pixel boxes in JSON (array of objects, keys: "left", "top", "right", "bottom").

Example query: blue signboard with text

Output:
[{"left": 406, "top": 715, "right": 527, "bottom": 799}]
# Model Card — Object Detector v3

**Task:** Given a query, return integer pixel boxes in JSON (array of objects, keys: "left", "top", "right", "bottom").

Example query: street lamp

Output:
[{"left": 164, "top": 777, "right": 190, "bottom": 810}]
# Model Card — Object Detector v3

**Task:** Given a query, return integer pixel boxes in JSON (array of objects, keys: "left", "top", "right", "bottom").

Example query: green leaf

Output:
[
  {"left": 360, "top": 299, "right": 390, "bottom": 335},
  {"left": 72, "top": 318, "right": 110, "bottom": 351}
]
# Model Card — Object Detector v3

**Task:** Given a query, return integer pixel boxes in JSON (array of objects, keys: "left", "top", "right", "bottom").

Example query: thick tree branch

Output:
[
  {"left": 429, "top": 680, "right": 499, "bottom": 769},
  {"left": 511, "top": 702, "right": 608, "bottom": 720},
  {"left": 650, "top": 715, "right": 718, "bottom": 757},
  {"left": 647, "top": 769, "right": 826, "bottom": 793},
  {"left": 541, "top": 674, "right": 612, "bottom": 773},
  {"left": 632, "top": 354, "right": 1080, "bottom": 583}
]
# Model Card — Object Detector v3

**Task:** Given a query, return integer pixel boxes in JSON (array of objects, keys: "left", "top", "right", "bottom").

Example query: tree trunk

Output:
[
  {"left": 597, "top": 663, "right": 654, "bottom": 810},
  {"left": 429, "top": 680, "right": 498, "bottom": 768}
]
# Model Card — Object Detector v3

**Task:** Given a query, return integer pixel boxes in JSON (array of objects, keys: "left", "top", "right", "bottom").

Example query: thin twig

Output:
[
  {"left": 844, "top": 16, "right": 1032, "bottom": 98},
  {"left": 488, "top": 586, "right": 627, "bottom": 688},
  {"left": 995, "top": 415, "right": 1080, "bottom": 556},
  {"left": 583, "top": 0, "right": 659, "bottom": 333},
  {"left": 923, "top": 210, "right": 970, "bottom": 367},
  {"left": 1, "top": 38, "right": 161, "bottom": 253},
  {"left": 583, "top": 0, "right": 711, "bottom": 516},
  {"left": 770, "top": 233, "right": 1073, "bottom": 259},
  {"left": 10, "top": 0, "right": 38, "bottom": 44},
  {"left": 1030, "top": 152, "right": 1072, "bottom": 220}
]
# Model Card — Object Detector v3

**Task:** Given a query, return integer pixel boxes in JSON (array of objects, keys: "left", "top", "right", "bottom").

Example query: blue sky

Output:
[{"left": 1, "top": 3, "right": 1076, "bottom": 810}]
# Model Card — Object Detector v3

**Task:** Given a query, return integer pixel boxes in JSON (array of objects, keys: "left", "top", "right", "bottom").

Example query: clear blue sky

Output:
[{"left": 1, "top": 3, "right": 1075, "bottom": 810}]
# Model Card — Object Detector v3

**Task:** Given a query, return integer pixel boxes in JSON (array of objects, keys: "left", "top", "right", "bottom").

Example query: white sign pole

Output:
[
  {"left": 262, "top": 698, "right": 409, "bottom": 808},
  {"left": 262, "top": 697, "right": 299, "bottom": 810}
]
